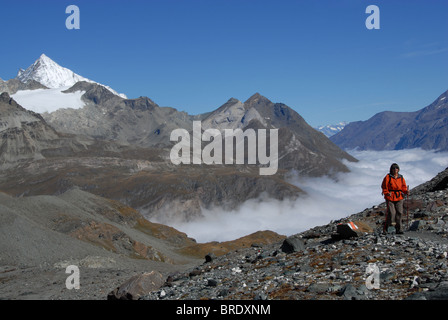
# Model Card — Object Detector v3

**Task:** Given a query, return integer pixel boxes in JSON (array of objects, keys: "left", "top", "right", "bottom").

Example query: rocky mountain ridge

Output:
[
  {"left": 2, "top": 55, "right": 356, "bottom": 180},
  {"left": 0, "top": 77, "right": 47, "bottom": 95},
  {"left": 45, "top": 81, "right": 197, "bottom": 149},
  {"left": 0, "top": 91, "right": 70, "bottom": 164},
  {"left": 0, "top": 84, "right": 356, "bottom": 223},
  {"left": 44, "top": 83, "right": 356, "bottom": 176},
  {"left": 0, "top": 91, "right": 147, "bottom": 166},
  {"left": 0, "top": 90, "right": 309, "bottom": 221}
]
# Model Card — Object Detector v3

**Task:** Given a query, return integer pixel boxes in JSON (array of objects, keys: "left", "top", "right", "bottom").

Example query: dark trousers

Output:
[{"left": 387, "top": 200, "right": 404, "bottom": 232}]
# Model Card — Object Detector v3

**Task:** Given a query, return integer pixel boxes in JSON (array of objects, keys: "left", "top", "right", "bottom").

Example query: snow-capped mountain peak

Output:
[
  {"left": 16, "top": 54, "right": 126, "bottom": 98},
  {"left": 17, "top": 54, "right": 86, "bottom": 89}
]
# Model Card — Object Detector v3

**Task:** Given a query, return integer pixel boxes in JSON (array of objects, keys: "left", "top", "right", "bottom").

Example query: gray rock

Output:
[
  {"left": 338, "top": 284, "right": 364, "bottom": 300},
  {"left": 380, "top": 270, "right": 396, "bottom": 281},
  {"left": 333, "top": 222, "right": 364, "bottom": 239},
  {"left": 108, "top": 271, "right": 165, "bottom": 300},
  {"left": 306, "top": 282, "right": 331, "bottom": 293},
  {"left": 254, "top": 292, "right": 268, "bottom": 300},
  {"left": 280, "top": 237, "right": 305, "bottom": 254},
  {"left": 207, "top": 279, "right": 218, "bottom": 287},
  {"left": 205, "top": 253, "right": 216, "bottom": 263},
  {"left": 410, "top": 220, "right": 426, "bottom": 231}
]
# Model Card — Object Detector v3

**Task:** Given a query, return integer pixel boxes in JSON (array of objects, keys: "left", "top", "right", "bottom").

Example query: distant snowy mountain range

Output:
[
  {"left": 8, "top": 54, "right": 446, "bottom": 152},
  {"left": 315, "top": 122, "right": 348, "bottom": 137},
  {"left": 1, "top": 53, "right": 349, "bottom": 135}
]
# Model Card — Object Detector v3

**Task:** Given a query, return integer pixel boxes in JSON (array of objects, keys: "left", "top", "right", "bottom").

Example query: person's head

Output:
[{"left": 389, "top": 163, "right": 400, "bottom": 175}]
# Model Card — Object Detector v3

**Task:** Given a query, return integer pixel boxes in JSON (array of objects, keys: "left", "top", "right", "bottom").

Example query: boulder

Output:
[
  {"left": 337, "top": 284, "right": 365, "bottom": 300},
  {"left": 107, "top": 271, "right": 165, "bottom": 300},
  {"left": 306, "top": 282, "right": 331, "bottom": 293},
  {"left": 409, "top": 220, "right": 426, "bottom": 231},
  {"left": 333, "top": 221, "right": 365, "bottom": 240},
  {"left": 280, "top": 236, "right": 305, "bottom": 254},
  {"left": 205, "top": 252, "right": 216, "bottom": 263}
]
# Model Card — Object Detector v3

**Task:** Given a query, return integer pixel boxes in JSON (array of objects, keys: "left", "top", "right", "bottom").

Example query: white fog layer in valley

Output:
[{"left": 161, "top": 149, "right": 448, "bottom": 243}]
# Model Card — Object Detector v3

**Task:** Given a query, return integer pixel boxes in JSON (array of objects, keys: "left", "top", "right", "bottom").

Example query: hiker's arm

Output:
[
  {"left": 381, "top": 177, "right": 390, "bottom": 196},
  {"left": 402, "top": 178, "right": 408, "bottom": 194}
]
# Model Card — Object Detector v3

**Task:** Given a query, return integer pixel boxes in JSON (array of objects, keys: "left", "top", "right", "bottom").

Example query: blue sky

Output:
[{"left": 1, "top": 0, "right": 447, "bottom": 127}]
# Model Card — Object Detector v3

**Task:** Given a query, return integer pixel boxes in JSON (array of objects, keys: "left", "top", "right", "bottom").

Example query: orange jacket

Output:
[{"left": 382, "top": 174, "right": 407, "bottom": 201}]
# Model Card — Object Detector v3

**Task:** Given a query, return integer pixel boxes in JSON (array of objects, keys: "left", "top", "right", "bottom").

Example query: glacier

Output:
[{"left": 11, "top": 86, "right": 86, "bottom": 114}]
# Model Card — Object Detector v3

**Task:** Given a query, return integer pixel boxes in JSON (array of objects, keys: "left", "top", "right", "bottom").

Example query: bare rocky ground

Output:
[
  {"left": 0, "top": 188, "right": 283, "bottom": 300},
  {"left": 0, "top": 259, "right": 195, "bottom": 300},
  {"left": 1, "top": 168, "right": 447, "bottom": 300},
  {"left": 141, "top": 230, "right": 448, "bottom": 301},
  {"left": 0, "top": 187, "right": 203, "bottom": 300}
]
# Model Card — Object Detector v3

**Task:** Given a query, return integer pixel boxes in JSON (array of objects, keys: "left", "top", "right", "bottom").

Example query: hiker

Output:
[{"left": 381, "top": 163, "right": 408, "bottom": 234}]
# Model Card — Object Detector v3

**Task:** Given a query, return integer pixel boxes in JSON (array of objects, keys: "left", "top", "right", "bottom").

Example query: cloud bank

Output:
[{"left": 166, "top": 149, "right": 448, "bottom": 243}]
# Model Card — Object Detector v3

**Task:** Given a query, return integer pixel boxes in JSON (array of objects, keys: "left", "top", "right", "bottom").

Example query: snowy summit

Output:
[
  {"left": 9, "top": 54, "right": 127, "bottom": 114},
  {"left": 17, "top": 54, "right": 88, "bottom": 89},
  {"left": 16, "top": 54, "right": 126, "bottom": 98}
]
